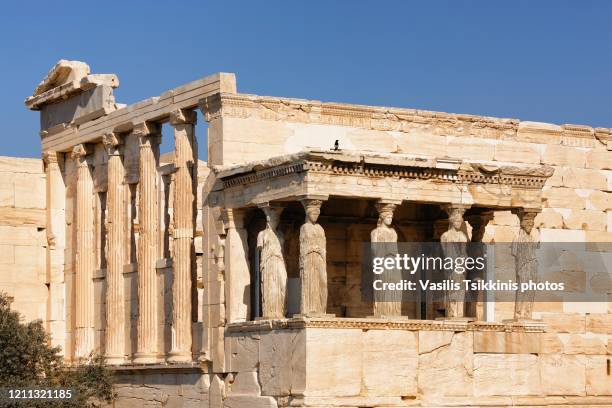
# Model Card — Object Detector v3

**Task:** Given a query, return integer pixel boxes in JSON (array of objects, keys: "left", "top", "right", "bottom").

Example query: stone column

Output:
[
  {"left": 168, "top": 109, "right": 197, "bottom": 362},
  {"left": 72, "top": 144, "right": 95, "bottom": 359},
  {"left": 102, "top": 133, "right": 127, "bottom": 364},
  {"left": 133, "top": 122, "right": 163, "bottom": 364},
  {"left": 371, "top": 200, "right": 402, "bottom": 318},
  {"left": 223, "top": 208, "right": 250, "bottom": 323},
  {"left": 510, "top": 208, "right": 540, "bottom": 321},
  {"left": 298, "top": 197, "right": 329, "bottom": 316},
  {"left": 466, "top": 212, "right": 493, "bottom": 321},
  {"left": 42, "top": 151, "right": 66, "bottom": 351},
  {"left": 440, "top": 204, "right": 470, "bottom": 319}
]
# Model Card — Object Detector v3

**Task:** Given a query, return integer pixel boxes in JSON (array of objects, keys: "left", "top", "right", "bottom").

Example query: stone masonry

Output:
[{"left": 0, "top": 59, "right": 608, "bottom": 406}]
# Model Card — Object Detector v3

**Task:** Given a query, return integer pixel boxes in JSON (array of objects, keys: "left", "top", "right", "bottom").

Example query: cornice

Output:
[
  {"left": 217, "top": 151, "right": 554, "bottom": 190},
  {"left": 207, "top": 93, "right": 611, "bottom": 146}
]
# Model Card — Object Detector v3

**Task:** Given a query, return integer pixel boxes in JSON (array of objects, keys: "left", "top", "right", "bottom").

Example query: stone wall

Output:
[
  {"left": 211, "top": 93, "right": 612, "bottom": 318},
  {"left": 0, "top": 156, "right": 47, "bottom": 323},
  {"left": 112, "top": 369, "right": 210, "bottom": 407},
  {"left": 224, "top": 320, "right": 612, "bottom": 407}
]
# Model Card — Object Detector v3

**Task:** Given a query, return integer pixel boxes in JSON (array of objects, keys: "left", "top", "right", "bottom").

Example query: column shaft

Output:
[
  {"left": 42, "top": 151, "right": 66, "bottom": 352},
  {"left": 73, "top": 144, "right": 95, "bottom": 359},
  {"left": 168, "top": 110, "right": 197, "bottom": 362},
  {"left": 134, "top": 123, "right": 163, "bottom": 364},
  {"left": 103, "top": 134, "right": 127, "bottom": 364}
]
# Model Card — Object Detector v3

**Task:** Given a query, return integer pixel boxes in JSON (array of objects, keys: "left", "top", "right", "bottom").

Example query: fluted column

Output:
[
  {"left": 42, "top": 151, "right": 66, "bottom": 351},
  {"left": 133, "top": 122, "right": 163, "bottom": 364},
  {"left": 168, "top": 109, "right": 197, "bottom": 363},
  {"left": 72, "top": 144, "right": 95, "bottom": 359},
  {"left": 102, "top": 133, "right": 127, "bottom": 364}
]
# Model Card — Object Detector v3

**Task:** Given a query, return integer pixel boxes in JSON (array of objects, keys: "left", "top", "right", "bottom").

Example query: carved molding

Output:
[
  {"left": 203, "top": 93, "right": 610, "bottom": 145},
  {"left": 70, "top": 143, "right": 90, "bottom": 160},
  {"left": 102, "top": 132, "right": 122, "bottom": 155},
  {"left": 169, "top": 109, "right": 197, "bottom": 126},
  {"left": 226, "top": 317, "right": 546, "bottom": 333},
  {"left": 219, "top": 153, "right": 554, "bottom": 190},
  {"left": 133, "top": 121, "right": 162, "bottom": 145},
  {"left": 42, "top": 150, "right": 60, "bottom": 165}
]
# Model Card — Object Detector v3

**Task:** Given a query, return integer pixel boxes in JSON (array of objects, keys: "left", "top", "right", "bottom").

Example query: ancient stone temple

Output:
[{"left": 0, "top": 59, "right": 610, "bottom": 406}]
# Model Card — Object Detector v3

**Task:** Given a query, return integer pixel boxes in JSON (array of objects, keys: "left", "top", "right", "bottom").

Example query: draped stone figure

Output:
[
  {"left": 440, "top": 205, "right": 469, "bottom": 318},
  {"left": 467, "top": 213, "right": 492, "bottom": 321},
  {"left": 371, "top": 202, "right": 402, "bottom": 317},
  {"left": 256, "top": 206, "right": 288, "bottom": 319},
  {"left": 299, "top": 199, "right": 327, "bottom": 315},
  {"left": 511, "top": 210, "right": 539, "bottom": 320}
]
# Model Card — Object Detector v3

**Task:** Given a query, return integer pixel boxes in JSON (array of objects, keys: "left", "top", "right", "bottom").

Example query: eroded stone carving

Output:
[
  {"left": 33, "top": 60, "right": 90, "bottom": 97},
  {"left": 440, "top": 205, "right": 469, "bottom": 319},
  {"left": 511, "top": 209, "right": 540, "bottom": 321},
  {"left": 299, "top": 199, "right": 327, "bottom": 316},
  {"left": 257, "top": 205, "right": 288, "bottom": 319},
  {"left": 466, "top": 213, "right": 493, "bottom": 321},
  {"left": 371, "top": 201, "right": 402, "bottom": 318}
]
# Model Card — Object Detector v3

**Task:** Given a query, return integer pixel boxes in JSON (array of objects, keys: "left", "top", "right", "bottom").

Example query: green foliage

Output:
[{"left": 0, "top": 292, "right": 114, "bottom": 407}]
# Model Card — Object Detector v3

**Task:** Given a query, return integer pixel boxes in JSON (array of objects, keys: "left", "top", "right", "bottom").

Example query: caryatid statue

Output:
[
  {"left": 256, "top": 205, "right": 288, "bottom": 319},
  {"left": 511, "top": 209, "right": 539, "bottom": 321},
  {"left": 440, "top": 205, "right": 469, "bottom": 318},
  {"left": 371, "top": 201, "right": 402, "bottom": 317},
  {"left": 299, "top": 199, "right": 327, "bottom": 315},
  {"left": 467, "top": 213, "right": 492, "bottom": 321}
]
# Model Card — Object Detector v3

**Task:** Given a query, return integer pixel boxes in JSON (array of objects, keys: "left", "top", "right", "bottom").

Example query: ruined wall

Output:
[{"left": 0, "top": 156, "right": 48, "bottom": 322}]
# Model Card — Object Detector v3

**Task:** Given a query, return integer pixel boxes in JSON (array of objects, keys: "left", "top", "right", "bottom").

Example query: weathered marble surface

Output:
[
  {"left": 257, "top": 206, "right": 287, "bottom": 319},
  {"left": 299, "top": 199, "right": 327, "bottom": 316}
]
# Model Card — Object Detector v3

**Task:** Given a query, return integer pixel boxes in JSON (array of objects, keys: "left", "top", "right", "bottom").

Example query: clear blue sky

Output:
[{"left": 2, "top": 0, "right": 612, "bottom": 159}]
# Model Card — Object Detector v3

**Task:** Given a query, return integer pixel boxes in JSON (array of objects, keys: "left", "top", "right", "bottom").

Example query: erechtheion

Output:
[{"left": 1, "top": 60, "right": 610, "bottom": 406}]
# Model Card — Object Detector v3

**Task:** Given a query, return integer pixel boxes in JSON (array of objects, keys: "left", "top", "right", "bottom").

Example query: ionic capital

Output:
[
  {"left": 42, "top": 150, "right": 60, "bottom": 166},
  {"left": 71, "top": 144, "right": 91, "bottom": 165},
  {"left": 169, "top": 109, "right": 197, "bottom": 126},
  {"left": 222, "top": 208, "right": 246, "bottom": 230},
  {"left": 133, "top": 122, "right": 162, "bottom": 146},
  {"left": 102, "top": 132, "right": 122, "bottom": 155}
]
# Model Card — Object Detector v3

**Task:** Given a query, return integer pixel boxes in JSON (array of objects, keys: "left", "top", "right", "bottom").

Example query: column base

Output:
[
  {"left": 167, "top": 351, "right": 192, "bottom": 364},
  {"left": 133, "top": 353, "right": 165, "bottom": 365},
  {"left": 104, "top": 354, "right": 128, "bottom": 365}
]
